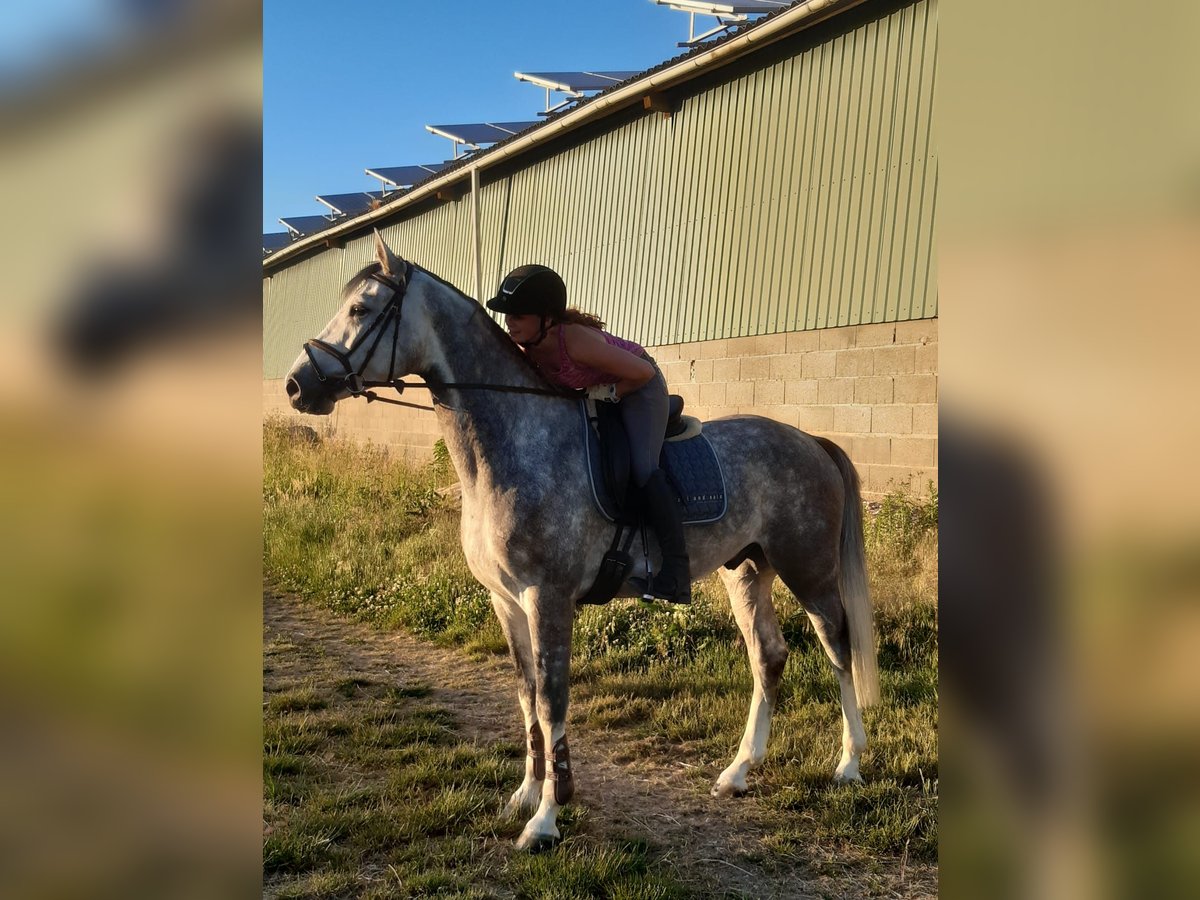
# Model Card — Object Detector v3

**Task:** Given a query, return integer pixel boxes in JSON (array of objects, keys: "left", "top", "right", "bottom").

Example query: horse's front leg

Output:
[
  {"left": 515, "top": 586, "right": 575, "bottom": 852},
  {"left": 489, "top": 591, "right": 544, "bottom": 818}
]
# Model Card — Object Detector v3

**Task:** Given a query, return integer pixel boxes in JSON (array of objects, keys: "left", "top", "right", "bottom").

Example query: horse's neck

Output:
[
  {"left": 419, "top": 291, "right": 540, "bottom": 390},
  {"left": 416, "top": 278, "right": 574, "bottom": 497}
]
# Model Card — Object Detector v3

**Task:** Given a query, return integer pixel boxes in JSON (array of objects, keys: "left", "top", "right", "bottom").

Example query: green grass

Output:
[
  {"left": 264, "top": 417, "right": 939, "bottom": 878},
  {"left": 263, "top": 421, "right": 506, "bottom": 654},
  {"left": 263, "top": 629, "right": 696, "bottom": 898}
]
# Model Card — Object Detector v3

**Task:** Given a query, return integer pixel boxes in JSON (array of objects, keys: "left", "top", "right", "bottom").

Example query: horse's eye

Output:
[{"left": 349, "top": 305, "right": 367, "bottom": 318}]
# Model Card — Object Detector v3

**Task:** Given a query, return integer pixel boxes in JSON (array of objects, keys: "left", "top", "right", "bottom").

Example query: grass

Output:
[
  {"left": 263, "top": 421, "right": 506, "bottom": 654},
  {"left": 263, "top": 633, "right": 694, "bottom": 898},
  {"left": 263, "top": 416, "right": 939, "bottom": 882}
]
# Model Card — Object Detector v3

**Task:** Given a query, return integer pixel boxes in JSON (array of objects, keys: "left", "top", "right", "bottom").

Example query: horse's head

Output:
[{"left": 285, "top": 231, "right": 426, "bottom": 415}]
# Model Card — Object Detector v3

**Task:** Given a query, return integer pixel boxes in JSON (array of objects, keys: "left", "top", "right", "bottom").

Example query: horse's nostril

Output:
[{"left": 285, "top": 377, "right": 300, "bottom": 399}]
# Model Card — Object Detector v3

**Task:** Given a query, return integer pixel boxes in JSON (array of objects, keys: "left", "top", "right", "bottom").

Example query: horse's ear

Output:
[{"left": 373, "top": 229, "right": 401, "bottom": 277}]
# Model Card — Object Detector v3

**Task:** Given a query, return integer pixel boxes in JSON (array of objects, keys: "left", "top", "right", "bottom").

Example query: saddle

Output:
[{"left": 578, "top": 396, "right": 727, "bottom": 605}]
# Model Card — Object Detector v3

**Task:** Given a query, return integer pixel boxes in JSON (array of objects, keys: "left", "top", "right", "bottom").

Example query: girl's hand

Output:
[{"left": 585, "top": 383, "right": 619, "bottom": 403}]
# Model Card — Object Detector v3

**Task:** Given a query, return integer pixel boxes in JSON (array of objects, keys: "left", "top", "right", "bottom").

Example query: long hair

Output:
[{"left": 551, "top": 308, "right": 606, "bottom": 330}]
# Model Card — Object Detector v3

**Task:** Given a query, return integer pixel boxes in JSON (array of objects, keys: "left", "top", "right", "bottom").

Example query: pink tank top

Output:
[{"left": 545, "top": 325, "right": 645, "bottom": 390}]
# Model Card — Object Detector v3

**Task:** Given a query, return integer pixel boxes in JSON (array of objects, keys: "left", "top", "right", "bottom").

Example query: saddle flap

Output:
[{"left": 581, "top": 400, "right": 726, "bottom": 526}]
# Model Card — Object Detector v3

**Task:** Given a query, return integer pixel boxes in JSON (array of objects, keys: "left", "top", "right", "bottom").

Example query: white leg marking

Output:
[
  {"left": 516, "top": 721, "right": 565, "bottom": 851},
  {"left": 834, "top": 668, "right": 867, "bottom": 783},
  {"left": 712, "top": 564, "right": 785, "bottom": 799},
  {"left": 489, "top": 592, "right": 545, "bottom": 818},
  {"left": 713, "top": 685, "right": 774, "bottom": 798}
]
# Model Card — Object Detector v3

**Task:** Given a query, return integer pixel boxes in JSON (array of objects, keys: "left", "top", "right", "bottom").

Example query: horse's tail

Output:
[{"left": 815, "top": 437, "right": 880, "bottom": 708}]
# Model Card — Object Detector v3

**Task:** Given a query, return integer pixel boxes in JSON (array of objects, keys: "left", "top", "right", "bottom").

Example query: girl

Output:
[{"left": 487, "top": 264, "right": 690, "bottom": 603}]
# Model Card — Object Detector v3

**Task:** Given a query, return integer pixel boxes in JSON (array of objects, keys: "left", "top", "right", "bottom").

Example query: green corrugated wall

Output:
[{"left": 264, "top": 0, "right": 936, "bottom": 379}]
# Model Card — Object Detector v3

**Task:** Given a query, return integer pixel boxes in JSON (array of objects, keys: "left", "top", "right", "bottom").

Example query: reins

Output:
[
  {"left": 303, "top": 263, "right": 581, "bottom": 412},
  {"left": 355, "top": 379, "right": 579, "bottom": 411}
]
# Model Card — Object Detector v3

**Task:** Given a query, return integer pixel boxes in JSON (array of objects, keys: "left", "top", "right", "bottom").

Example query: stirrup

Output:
[{"left": 629, "top": 575, "right": 691, "bottom": 604}]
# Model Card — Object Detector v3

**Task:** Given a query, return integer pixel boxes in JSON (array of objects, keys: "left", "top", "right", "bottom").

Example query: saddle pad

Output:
[{"left": 581, "top": 401, "right": 727, "bottom": 525}]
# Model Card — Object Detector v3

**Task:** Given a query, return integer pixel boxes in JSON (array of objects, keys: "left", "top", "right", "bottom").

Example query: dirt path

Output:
[{"left": 265, "top": 589, "right": 935, "bottom": 899}]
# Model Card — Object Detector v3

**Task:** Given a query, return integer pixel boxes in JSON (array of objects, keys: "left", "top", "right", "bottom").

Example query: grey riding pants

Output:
[{"left": 619, "top": 356, "right": 669, "bottom": 488}]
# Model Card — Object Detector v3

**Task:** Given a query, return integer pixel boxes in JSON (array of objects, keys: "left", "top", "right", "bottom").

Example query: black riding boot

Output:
[{"left": 631, "top": 469, "right": 692, "bottom": 604}]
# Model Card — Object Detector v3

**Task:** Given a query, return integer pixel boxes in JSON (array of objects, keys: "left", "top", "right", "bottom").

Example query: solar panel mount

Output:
[
  {"left": 279, "top": 214, "right": 337, "bottom": 238},
  {"left": 514, "top": 70, "right": 640, "bottom": 114},
  {"left": 364, "top": 162, "right": 449, "bottom": 191},
  {"left": 425, "top": 121, "right": 540, "bottom": 157},
  {"left": 315, "top": 191, "right": 388, "bottom": 218},
  {"left": 263, "top": 232, "right": 292, "bottom": 256},
  {"left": 653, "top": 0, "right": 790, "bottom": 46}
]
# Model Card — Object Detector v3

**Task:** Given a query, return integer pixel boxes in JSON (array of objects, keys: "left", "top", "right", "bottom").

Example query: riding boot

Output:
[{"left": 630, "top": 469, "right": 692, "bottom": 604}]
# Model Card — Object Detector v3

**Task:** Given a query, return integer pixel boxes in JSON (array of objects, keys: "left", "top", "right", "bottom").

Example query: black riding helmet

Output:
[{"left": 486, "top": 265, "right": 566, "bottom": 316}]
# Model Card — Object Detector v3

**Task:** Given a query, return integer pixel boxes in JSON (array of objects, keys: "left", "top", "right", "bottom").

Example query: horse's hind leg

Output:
[
  {"left": 712, "top": 557, "right": 789, "bottom": 799},
  {"left": 779, "top": 572, "right": 868, "bottom": 783},
  {"left": 489, "top": 592, "right": 544, "bottom": 818}
]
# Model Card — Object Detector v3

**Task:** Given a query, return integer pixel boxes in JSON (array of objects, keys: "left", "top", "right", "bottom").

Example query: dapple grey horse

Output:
[{"left": 285, "top": 232, "right": 880, "bottom": 851}]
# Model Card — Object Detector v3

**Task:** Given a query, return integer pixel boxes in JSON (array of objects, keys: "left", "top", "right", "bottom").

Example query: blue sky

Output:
[{"left": 264, "top": 0, "right": 705, "bottom": 233}]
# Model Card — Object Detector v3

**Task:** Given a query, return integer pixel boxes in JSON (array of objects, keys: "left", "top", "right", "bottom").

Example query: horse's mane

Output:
[{"left": 341, "top": 259, "right": 547, "bottom": 384}]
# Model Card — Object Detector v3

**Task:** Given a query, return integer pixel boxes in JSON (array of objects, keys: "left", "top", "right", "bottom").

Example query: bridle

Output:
[
  {"left": 302, "top": 262, "right": 578, "bottom": 411},
  {"left": 303, "top": 265, "right": 411, "bottom": 398}
]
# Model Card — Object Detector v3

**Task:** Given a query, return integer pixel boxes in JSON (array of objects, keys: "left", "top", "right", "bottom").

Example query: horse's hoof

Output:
[
  {"left": 515, "top": 829, "right": 560, "bottom": 853},
  {"left": 710, "top": 779, "right": 748, "bottom": 799},
  {"left": 833, "top": 769, "right": 863, "bottom": 784}
]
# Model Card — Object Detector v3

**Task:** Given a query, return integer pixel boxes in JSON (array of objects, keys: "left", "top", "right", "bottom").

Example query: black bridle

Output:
[
  {"left": 304, "top": 267, "right": 410, "bottom": 397},
  {"left": 302, "top": 263, "right": 578, "bottom": 411}
]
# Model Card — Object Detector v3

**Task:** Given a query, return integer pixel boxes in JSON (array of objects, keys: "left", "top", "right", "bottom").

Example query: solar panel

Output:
[
  {"left": 279, "top": 215, "right": 336, "bottom": 237},
  {"left": 263, "top": 232, "right": 292, "bottom": 254},
  {"left": 315, "top": 191, "right": 388, "bottom": 216},
  {"left": 653, "top": 0, "right": 789, "bottom": 45},
  {"left": 364, "top": 163, "right": 448, "bottom": 189},
  {"left": 514, "top": 71, "right": 639, "bottom": 93},
  {"left": 514, "top": 71, "right": 642, "bottom": 114},
  {"left": 656, "top": 0, "right": 789, "bottom": 15},
  {"left": 425, "top": 121, "right": 540, "bottom": 156}
]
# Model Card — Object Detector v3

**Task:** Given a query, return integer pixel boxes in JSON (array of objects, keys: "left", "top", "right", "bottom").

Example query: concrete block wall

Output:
[
  {"left": 263, "top": 380, "right": 442, "bottom": 465},
  {"left": 263, "top": 317, "right": 937, "bottom": 496},
  {"left": 651, "top": 319, "right": 938, "bottom": 496}
]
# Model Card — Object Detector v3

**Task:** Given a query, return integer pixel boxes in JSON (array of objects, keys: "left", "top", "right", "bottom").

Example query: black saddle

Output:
[
  {"left": 592, "top": 394, "right": 688, "bottom": 524},
  {"left": 578, "top": 396, "right": 727, "bottom": 605}
]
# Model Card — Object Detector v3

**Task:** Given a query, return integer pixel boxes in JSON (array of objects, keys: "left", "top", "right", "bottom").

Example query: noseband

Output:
[{"left": 302, "top": 264, "right": 411, "bottom": 396}]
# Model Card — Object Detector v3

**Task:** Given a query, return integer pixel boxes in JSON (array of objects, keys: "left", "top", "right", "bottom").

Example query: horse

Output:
[{"left": 284, "top": 231, "right": 880, "bottom": 851}]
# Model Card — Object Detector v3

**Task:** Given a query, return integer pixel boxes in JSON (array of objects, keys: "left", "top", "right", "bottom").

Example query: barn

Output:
[{"left": 263, "top": 0, "right": 937, "bottom": 497}]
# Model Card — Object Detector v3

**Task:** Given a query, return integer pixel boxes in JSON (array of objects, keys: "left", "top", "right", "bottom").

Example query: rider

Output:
[{"left": 487, "top": 264, "right": 691, "bottom": 604}]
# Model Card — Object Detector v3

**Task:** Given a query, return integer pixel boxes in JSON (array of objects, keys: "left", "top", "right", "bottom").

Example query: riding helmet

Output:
[{"left": 486, "top": 265, "right": 566, "bottom": 316}]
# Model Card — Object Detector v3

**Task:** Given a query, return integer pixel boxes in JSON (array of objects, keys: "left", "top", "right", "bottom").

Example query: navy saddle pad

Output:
[{"left": 580, "top": 401, "right": 727, "bottom": 525}]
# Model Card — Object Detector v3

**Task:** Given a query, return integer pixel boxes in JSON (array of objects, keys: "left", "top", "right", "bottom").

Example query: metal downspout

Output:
[{"left": 470, "top": 166, "right": 482, "bottom": 300}]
